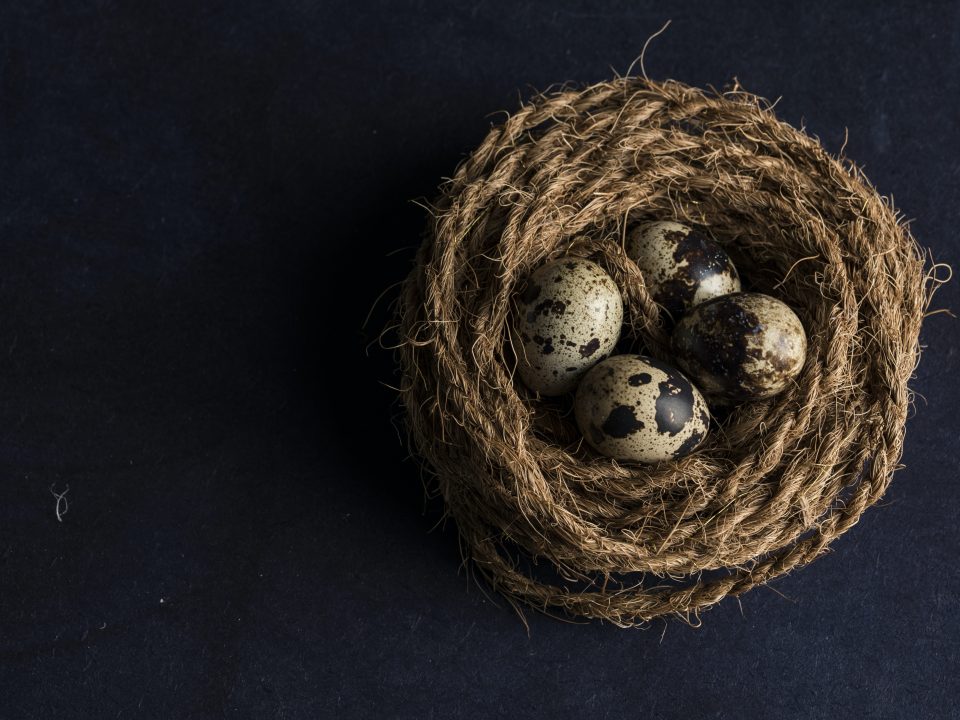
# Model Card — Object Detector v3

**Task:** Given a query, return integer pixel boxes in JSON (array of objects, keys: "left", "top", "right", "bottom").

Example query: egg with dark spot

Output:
[
  {"left": 574, "top": 354, "right": 710, "bottom": 463},
  {"left": 513, "top": 259, "right": 623, "bottom": 395},
  {"left": 627, "top": 221, "right": 741, "bottom": 318},
  {"left": 671, "top": 292, "right": 807, "bottom": 401}
]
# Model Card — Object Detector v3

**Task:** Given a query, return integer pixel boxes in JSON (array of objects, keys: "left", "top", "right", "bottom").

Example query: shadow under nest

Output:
[{"left": 393, "top": 76, "right": 943, "bottom": 626}]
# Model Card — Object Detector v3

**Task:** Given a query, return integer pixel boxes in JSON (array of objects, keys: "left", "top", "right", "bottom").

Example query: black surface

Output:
[{"left": 2, "top": 2, "right": 958, "bottom": 717}]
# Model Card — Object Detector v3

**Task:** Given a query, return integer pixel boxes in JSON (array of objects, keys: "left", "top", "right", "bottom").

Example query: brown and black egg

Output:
[
  {"left": 512, "top": 258, "right": 623, "bottom": 396},
  {"left": 671, "top": 292, "right": 807, "bottom": 401},
  {"left": 574, "top": 354, "right": 710, "bottom": 463},
  {"left": 627, "top": 221, "right": 741, "bottom": 319}
]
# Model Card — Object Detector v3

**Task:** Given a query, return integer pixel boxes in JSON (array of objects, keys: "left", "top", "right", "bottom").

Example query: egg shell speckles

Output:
[
  {"left": 574, "top": 354, "right": 710, "bottom": 463},
  {"left": 671, "top": 292, "right": 808, "bottom": 401},
  {"left": 513, "top": 259, "right": 623, "bottom": 396},
  {"left": 627, "top": 221, "right": 741, "bottom": 318}
]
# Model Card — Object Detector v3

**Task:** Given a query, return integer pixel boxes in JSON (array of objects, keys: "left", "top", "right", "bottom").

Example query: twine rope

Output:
[{"left": 396, "top": 77, "right": 938, "bottom": 625}]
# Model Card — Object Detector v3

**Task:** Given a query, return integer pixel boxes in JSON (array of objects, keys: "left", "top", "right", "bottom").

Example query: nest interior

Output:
[{"left": 395, "top": 77, "right": 939, "bottom": 626}]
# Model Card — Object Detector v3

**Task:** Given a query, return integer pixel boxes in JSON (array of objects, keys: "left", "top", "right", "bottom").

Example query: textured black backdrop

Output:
[{"left": 1, "top": 1, "right": 958, "bottom": 718}]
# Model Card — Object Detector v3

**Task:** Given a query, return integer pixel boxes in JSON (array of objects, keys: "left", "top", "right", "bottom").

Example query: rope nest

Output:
[{"left": 395, "top": 77, "right": 939, "bottom": 626}]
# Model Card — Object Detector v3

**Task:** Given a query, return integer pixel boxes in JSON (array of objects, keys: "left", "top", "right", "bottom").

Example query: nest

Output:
[{"left": 395, "top": 77, "right": 940, "bottom": 626}]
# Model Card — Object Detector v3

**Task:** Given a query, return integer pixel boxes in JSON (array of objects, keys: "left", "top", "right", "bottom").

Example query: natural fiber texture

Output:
[{"left": 395, "top": 76, "right": 940, "bottom": 626}]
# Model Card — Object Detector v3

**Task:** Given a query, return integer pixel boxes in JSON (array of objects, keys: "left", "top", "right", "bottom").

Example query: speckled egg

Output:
[
  {"left": 513, "top": 259, "right": 623, "bottom": 396},
  {"left": 671, "top": 292, "right": 808, "bottom": 401},
  {"left": 574, "top": 354, "right": 710, "bottom": 463},
  {"left": 627, "top": 221, "right": 741, "bottom": 318}
]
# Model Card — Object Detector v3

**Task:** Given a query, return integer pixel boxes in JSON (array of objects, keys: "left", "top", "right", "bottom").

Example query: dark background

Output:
[{"left": 1, "top": 1, "right": 958, "bottom": 717}]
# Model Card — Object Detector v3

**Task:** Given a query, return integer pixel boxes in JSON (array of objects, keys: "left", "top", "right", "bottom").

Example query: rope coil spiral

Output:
[{"left": 396, "top": 77, "right": 939, "bottom": 625}]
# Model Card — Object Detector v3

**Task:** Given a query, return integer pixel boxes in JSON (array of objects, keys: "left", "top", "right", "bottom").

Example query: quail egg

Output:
[
  {"left": 513, "top": 258, "right": 623, "bottom": 396},
  {"left": 574, "top": 354, "right": 710, "bottom": 463},
  {"left": 671, "top": 292, "right": 807, "bottom": 401},
  {"left": 627, "top": 221, "right": 741, "bottom": 318}
]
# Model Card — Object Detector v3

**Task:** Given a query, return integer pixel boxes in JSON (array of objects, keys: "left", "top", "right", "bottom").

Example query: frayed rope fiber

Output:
[{"left": 395, "top": 76, "right": 943, "bottom": 625}]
